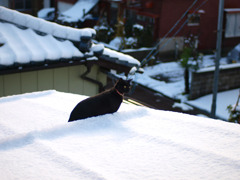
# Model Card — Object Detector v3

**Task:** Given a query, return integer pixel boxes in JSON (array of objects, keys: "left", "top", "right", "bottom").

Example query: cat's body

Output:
[{"left": 68, "top": 78, "right": 131, "bottom": 122}]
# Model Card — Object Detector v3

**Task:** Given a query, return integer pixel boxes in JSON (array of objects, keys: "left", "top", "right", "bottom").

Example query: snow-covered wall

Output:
[{"left": 189, "top": 64, "right": 240, "bottom": 99}]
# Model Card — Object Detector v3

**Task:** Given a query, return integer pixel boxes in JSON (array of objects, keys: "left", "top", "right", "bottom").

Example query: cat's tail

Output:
[
  {"left": 68, "top": 116, "right": 76, "bottom": 122},
  {"left": 68, "top": 115, "right": 85, "bottom": 122}
]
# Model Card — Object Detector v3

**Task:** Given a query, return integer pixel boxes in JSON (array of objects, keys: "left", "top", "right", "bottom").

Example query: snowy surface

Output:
[
  {"left": 0, "top": 6, "right": 91, "bottom": 41},
  {"left": 224, "top": 8, "right": 240, "bottom": 12},
  {"left": 109, "top": 37, "right": 123, "bottom": 50},
  {"left": 133, "top": 62, "right": 185, "bottom": 99},
  {"left": 0, "top": 6, "right": 140, "bottom": 67},
  {"left": 37, "top": 8, "right": 55, "bottom": 20},
  {"left": 0, "top": 21, "right": 83, "bottom": 66},
  {"left": 128, "top": 57, "right": 240, "bottom": 120},
  {"left": 1, "top": 90, "right": 240, "bottom": 180},
  {"left": 102, "top": 48, "right": 141, "bottom": 66},
  {"left": 187, "top": 89, "right": 240, "bottom": 120},
  {"left": 58, "top": 0, "right": 99, "bottom": 22}
]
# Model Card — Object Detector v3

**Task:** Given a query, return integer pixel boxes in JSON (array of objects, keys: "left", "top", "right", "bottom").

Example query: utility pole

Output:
[{"left": 211, "top": 0, "right": 224, "bottom": 118}]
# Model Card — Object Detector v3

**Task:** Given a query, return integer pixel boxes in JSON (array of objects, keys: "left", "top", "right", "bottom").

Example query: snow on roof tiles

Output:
[
  {"left": 0, "top": 6, "right": 94, "bottom": 41},
  {"left": 0, "top": 21, "right": 83, "bottom": 66},
  {"left": 0, "top": 6, "right": 140, "bottom": 69},
  {"left": 102, "top": 48, "right": 140, "bottom": 66}
]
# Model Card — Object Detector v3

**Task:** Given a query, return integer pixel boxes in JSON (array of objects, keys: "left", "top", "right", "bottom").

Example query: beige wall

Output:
[
  {"left": 0, "top": 65, "right": 107, "bottom": 97},
  {"left": 158, "top": 36, "right": 184, "bottom": 53}
]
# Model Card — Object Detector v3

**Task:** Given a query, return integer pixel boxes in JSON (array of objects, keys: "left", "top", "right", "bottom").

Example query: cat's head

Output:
[{"left": 115, "top": 78, "right": 132, "bottom": 94}]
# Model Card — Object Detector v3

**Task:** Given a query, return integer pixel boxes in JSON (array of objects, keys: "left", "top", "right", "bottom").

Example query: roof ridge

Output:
[{"left": 0, "top": 6, "right": 96, "bottom": 41}]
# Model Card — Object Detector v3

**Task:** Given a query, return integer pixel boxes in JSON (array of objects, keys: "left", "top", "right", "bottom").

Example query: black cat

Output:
[{"left": 68, "top": 78, "right": 132, "bottom": 122}]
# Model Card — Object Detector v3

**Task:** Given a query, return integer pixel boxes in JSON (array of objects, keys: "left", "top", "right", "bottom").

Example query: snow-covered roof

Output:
[
  {"left": 0, "top": 90, "right": 240, "bottom": 179},
  {"left": 0, "top": 6, "right": 92, "bottom": 41},
  {"left": 0, "top": 6, "right": 140, "bottom": 69},
  {"left": 58, "top": 0, "right": 99, "bottom": 23},
  {"left": 37, "top": 8, "right": 55, "bottom": 21},
  {"left": 0, "top": 21, "right": 83, "bottom": 66},
  {"left": 224, "top": 8, "right": 240, "bottom": 13}
]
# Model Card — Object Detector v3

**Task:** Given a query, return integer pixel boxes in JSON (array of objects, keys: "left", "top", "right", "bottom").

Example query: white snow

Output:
[
  {"left": 102, "top": 48, "right": 141, "bottom": 66},
  {"left": 197, "top": 62, "right": 240, "bottom": 73},
  {"left": 109, "top": 36, "right": 139, "bottom": 50},
  {"left": 172, "top": 102, "right": 193, "bottom": 111},
  {"left": 0, "top": 23, "right": 31, "bottom": 64},
  {"left": 37, "top": 8, "right": 55, "bottom": 19},
  {"left": 133, "top": 24, "right": 144, "bottom": 30},
  {"left": 109, "top": 37, "right": 123, "bottom": 50},
  {"left": 58, "top": 0, "right": 99, "bottom": 23},
  {"left": 91, "top": 43, "right": 104, "bottom": 53},
  {"left": 234, "top": 43, "right": 240, "bottom": 51},
  {"left": 187, "top": 89, "right": 240, "bottom": 120},
  {"left": 0, "top": 90, "right": 240, "bottom": 180},
  {"left": 0, "top": 6, "right": 140, "bottom": 67},
  {"left": 127, "top": 57, "right": 240, "bottom": 120},
  {"left": 0, "top": 21, "right": 83, "bottom": 65},
  {"left": 0, "top": 6, "right": 96, "bottom": 41},
  {"left": 134, "top": 62, "right": 185, "bottom": 99},
  {"left": 122, "top": 47, "right": 153, "bottom": 53},
  {"left": 224, "top": 8, "right": 240, "bottom": 12}
]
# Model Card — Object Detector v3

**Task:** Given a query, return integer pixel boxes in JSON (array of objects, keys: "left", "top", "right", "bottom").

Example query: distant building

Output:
[
  {"left": 1, "top": 0, "right": 240, "bottom": 53},
  {"left": 101, "top": 0, "right": 240, "bottom": 53},
  {"left": 0, "top": 0, "right": 45, "bottom": 16}
]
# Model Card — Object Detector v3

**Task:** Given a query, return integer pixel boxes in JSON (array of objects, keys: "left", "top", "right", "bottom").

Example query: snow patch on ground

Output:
[
  {"left": 129, "top": 57, "right": 240, "bottom": 120},
  {"left": 187, "top": 89, "right": 240, "bottom": 120}
]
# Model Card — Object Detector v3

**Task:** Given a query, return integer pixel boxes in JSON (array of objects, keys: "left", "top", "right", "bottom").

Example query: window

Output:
[
  {"left": 225, "top": 10, "right": 240, "bottom": 38},
  {"left": 14, "top": 0, "right": 31, "bottom": 10},
  {"left": 187, "top": 13, "right": 200, "bottom": 26}
]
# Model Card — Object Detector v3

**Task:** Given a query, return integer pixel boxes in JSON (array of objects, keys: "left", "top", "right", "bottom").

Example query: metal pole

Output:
[{"left": 210, "top": 0, "right": 224, "bottom": 118}]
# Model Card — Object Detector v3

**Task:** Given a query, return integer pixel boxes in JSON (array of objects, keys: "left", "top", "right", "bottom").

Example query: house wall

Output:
[
  {"left": 0, "top": 0, "right": 9, "bottom": 7},
  {"left": 0, "top": 64, "right": 107, "bottom": 98},
  {"left": 189, "top": 65, "right": 240, "bottom": 99},
  {"left": 128, "top": 0, "right": 240, "bottom": 51},
  {"left": 158, "top": 36, "right": 184, "bottom": 54},
  {"left": 157, "top": 0, "right": 218, "bottom": 50}
]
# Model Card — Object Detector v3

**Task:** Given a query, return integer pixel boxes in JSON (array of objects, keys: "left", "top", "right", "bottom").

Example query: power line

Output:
[
  {"left": 143, "top": 0, "right": 199, "bottom": 64},
  {"left": 141, "top": 0, "right": 209, "bottom": 67}
]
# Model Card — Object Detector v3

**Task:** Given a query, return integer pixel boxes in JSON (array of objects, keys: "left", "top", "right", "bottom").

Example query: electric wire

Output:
[{"left": 141, "top": 0, "right": 209, "bottom": 67}]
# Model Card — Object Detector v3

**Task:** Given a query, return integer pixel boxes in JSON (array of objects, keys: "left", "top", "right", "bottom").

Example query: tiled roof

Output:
[
  {"left": 0, "top": 6, "right": 140, "bottom": 70},
  {"left": 0, "top": 22, "right": 83, "bottom": 66}
]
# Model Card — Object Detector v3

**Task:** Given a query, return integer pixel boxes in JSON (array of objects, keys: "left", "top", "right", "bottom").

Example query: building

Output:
[
  {"left": 0, "top": 6, "right": 140, "bottom": 97},
  {"left": 0, "top": 0, "right": 44, "bottom": 16},
  {"left": 1, "top": 0, "right": 240, "bottom": 52},
  {"left": 102, "top": 0, "right": 240, "bottom": 54}
]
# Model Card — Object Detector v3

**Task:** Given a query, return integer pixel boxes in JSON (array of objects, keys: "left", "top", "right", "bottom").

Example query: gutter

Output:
[{"left": 81, "top": 61, "right": 104, "bottom": 93}]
